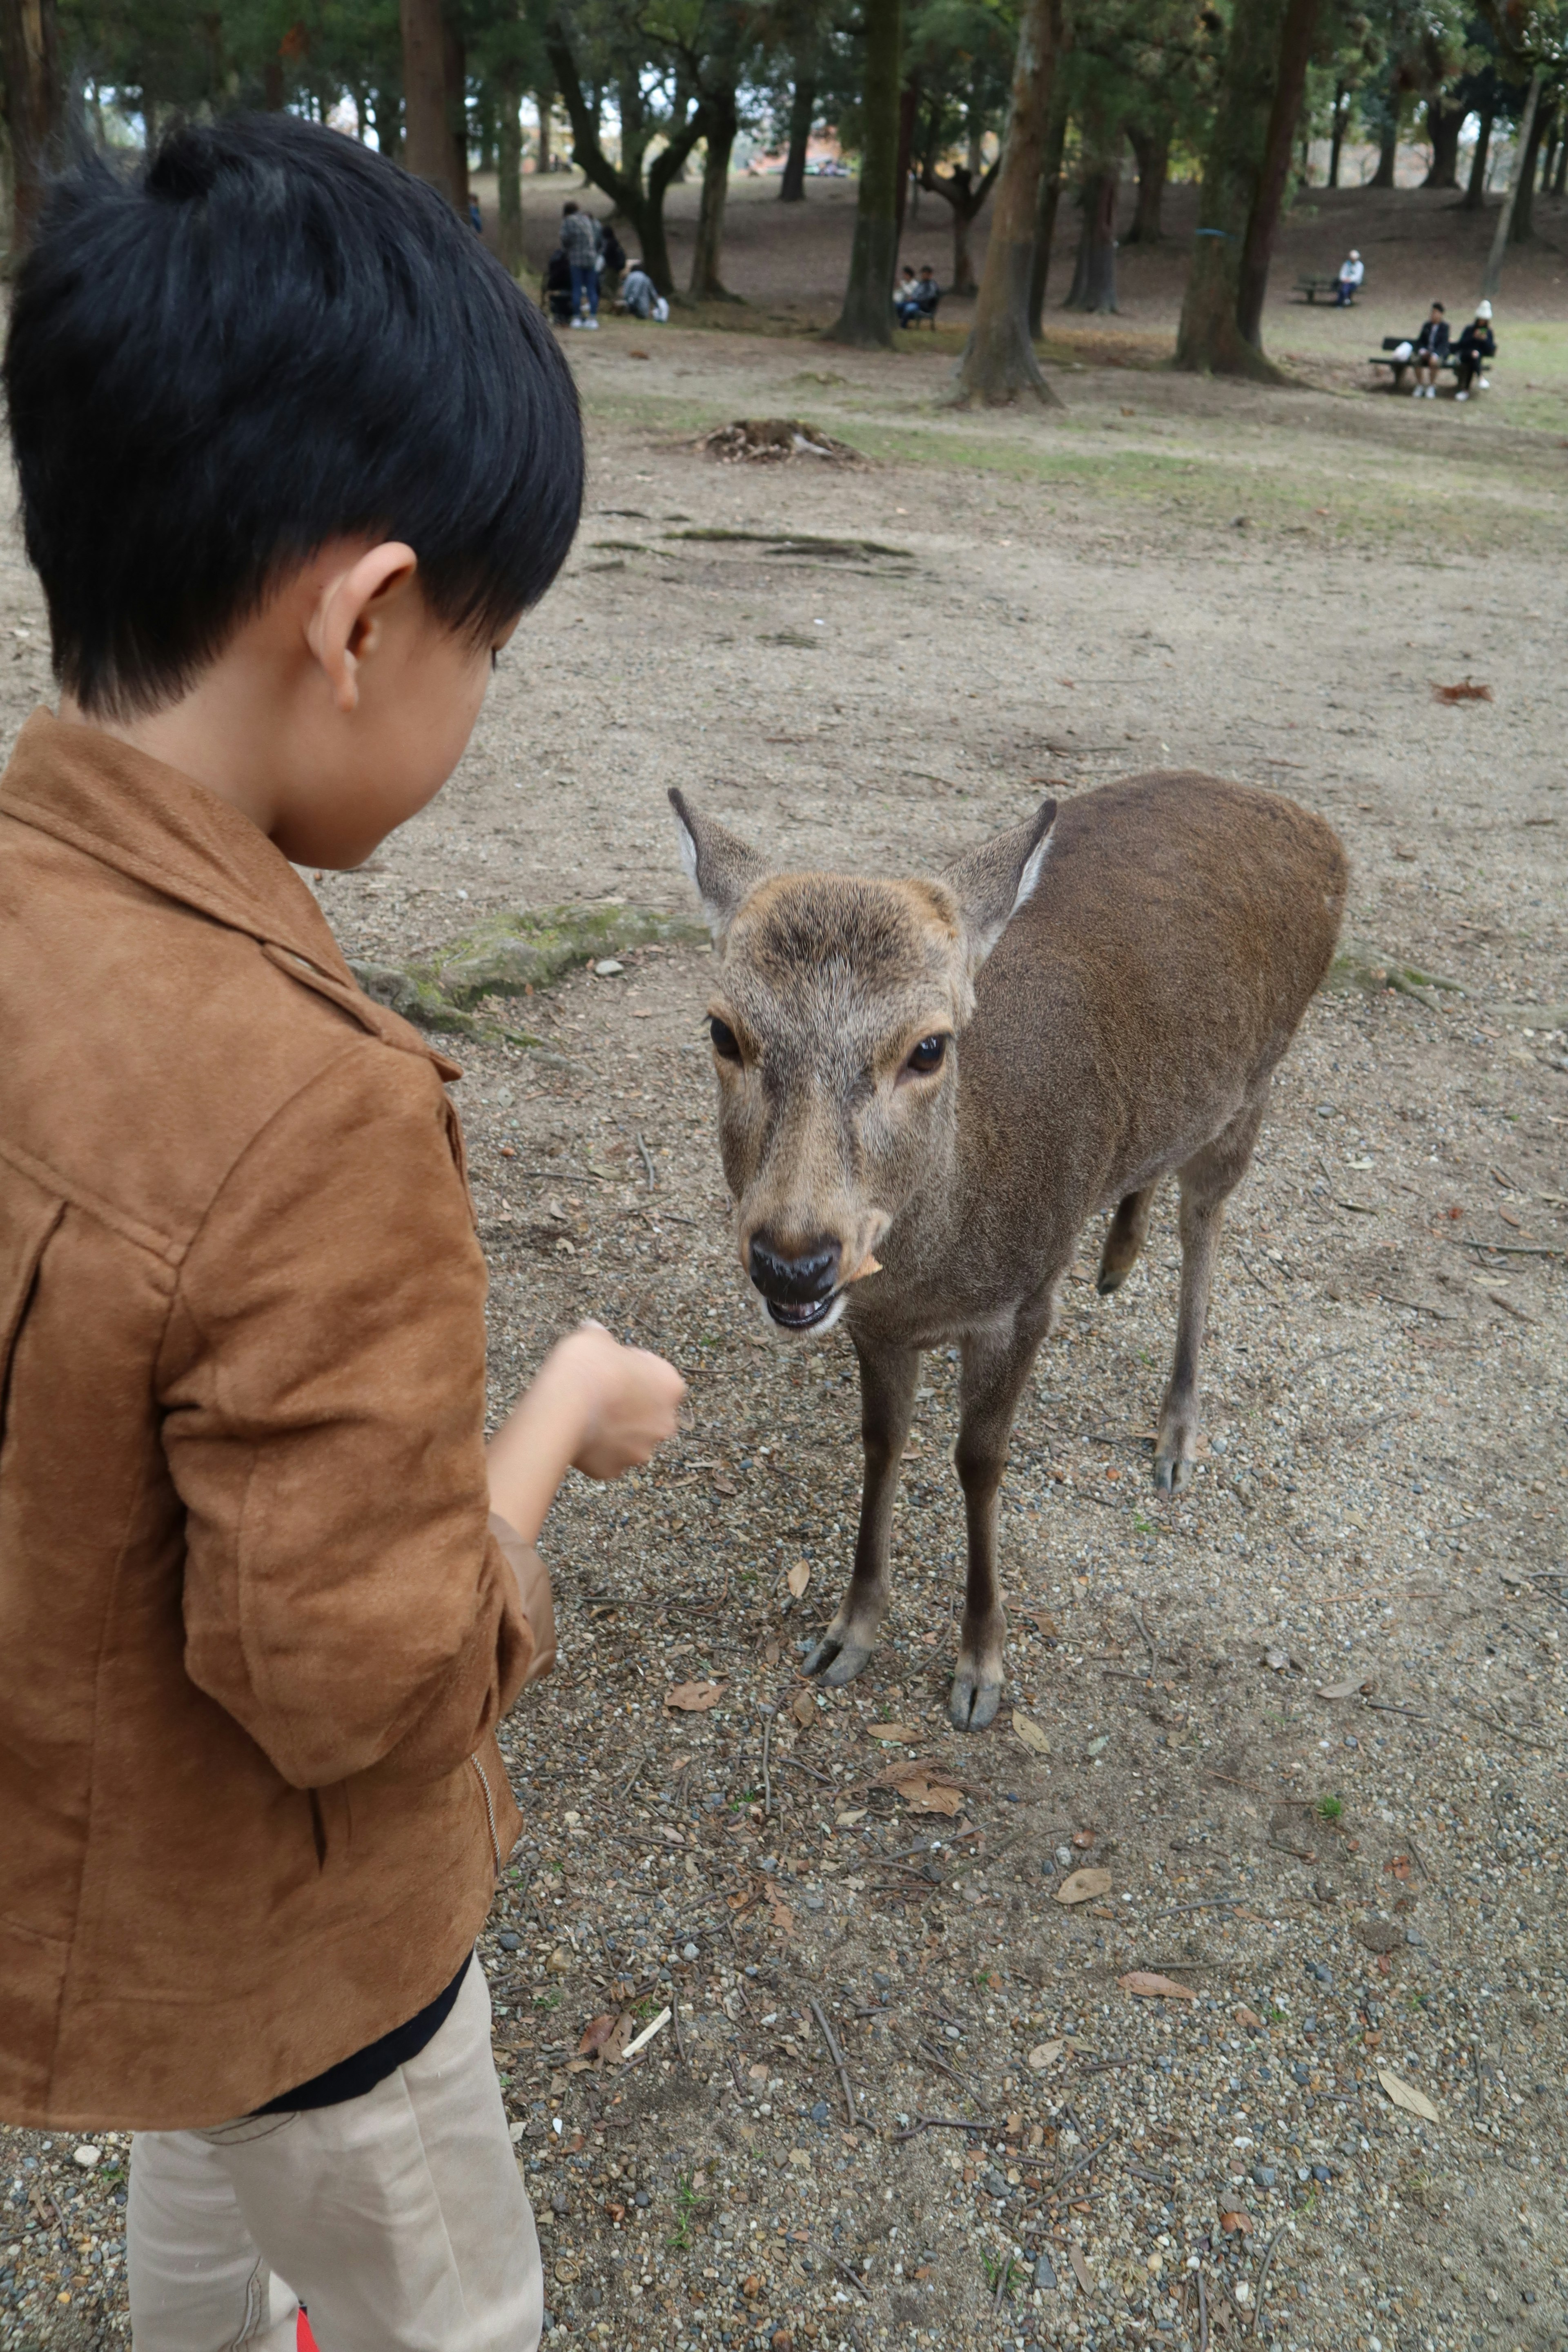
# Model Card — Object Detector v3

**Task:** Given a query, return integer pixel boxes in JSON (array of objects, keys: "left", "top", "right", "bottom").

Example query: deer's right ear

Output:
[{"left": 669, "top": 790, "right": 770, "bottom": 944}]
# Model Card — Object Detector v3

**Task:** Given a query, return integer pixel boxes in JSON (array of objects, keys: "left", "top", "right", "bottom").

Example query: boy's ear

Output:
[{"left": 307, "top": 542, "right": 419, "bottom": 713}]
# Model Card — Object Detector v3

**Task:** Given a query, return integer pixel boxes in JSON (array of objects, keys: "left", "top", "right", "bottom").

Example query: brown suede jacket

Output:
[{"left": 0, "top": 711, "right": 535, "bottom": 2130}]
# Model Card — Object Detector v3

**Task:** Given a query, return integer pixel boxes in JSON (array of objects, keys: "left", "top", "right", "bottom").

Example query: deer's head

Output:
[{"left": 670, "top": 791, "right": 1056, "bottom": 1336}]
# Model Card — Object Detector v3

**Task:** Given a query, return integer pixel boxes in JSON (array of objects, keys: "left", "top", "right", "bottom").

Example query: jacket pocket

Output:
[{"left": 0, "top": 1164, "right": 64, "bottom": 1453}]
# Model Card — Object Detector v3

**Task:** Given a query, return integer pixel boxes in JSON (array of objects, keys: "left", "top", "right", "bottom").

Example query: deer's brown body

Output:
[{"left": 673, "top": 773, "right": 1347, "bottom": 1730}]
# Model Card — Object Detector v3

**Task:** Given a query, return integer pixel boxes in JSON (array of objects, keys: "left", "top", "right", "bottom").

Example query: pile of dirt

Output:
[{"left": 696, "top": 415, "right": 864, "bottom": 464}]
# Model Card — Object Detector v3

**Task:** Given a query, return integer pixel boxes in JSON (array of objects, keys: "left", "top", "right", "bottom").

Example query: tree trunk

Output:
[
  {"left": 826, "top": 0, "right": 903, "bottom": 348},
  {"left": 1235, "top": 0, "right": 1319, "bottom": 347},
  {"left": 1327, "top": 82, "right": 1347, "bottom": 186},
  {"left": 895, "top": 74, "right": 919, "bottom": 238},
  {"left": 498, "top": 72, "right": 523, "bottom": 270},
  {"left": 0, "top": 0, "right": 60, "bottom": 255},
  {"left": 1372, "top": 97, "right": 1399, "bottom": 188},
  {"left": 948, "top": 0, "right": 1063, "bottom": 407},
  {"left": 444, "top": 14, "right": 469, "bottom": 209},
  {"left": 1554, "top": 122, "right": 1568, "bottom": 195},
  {"left": 401, "top": 0, "right": 456, "bottom": 202},
  {"left": 1176, "top": 0, "right": 1319, "bottom": 379},
  {"left": 535, "top": 89, "right": 553, "bottom": 175},
  {"left": 780, "top": 57, "right": 815, "bottom": 200},
  {"left": 1539, "top": 116, "right": 1559, "bottom": 193},
  {"left": 1483, "top": 69, "right": 1541, "bottom": 291},
  {"left": 1461, "top": 108, "right": 1491, "bottom": 208},
  {"left": 690, "top": 90, "right": 740, "bottom": 298},
  {"left": 1508, "top": 82, "right": 1550, "bottom": 243},
  {"left": 1125, "top": 122, "right": 1169, "bottom": 243},
  {"left": 1423, "top": 96, "right": 1463, "bottom": 188},
  {"left": 1062, "top": 167, "right": 1118, "bottom": 309},
  {"left": 920, "top": 157, "right": 1000, "bottom": 296},
  {"left": 1026, "top": 70, "right": 1069, "bottom": 337}
]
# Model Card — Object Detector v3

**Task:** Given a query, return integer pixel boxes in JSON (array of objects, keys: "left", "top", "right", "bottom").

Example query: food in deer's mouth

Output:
[{"left": 766, "top": 1294, "right": 837, "bottom": 1331}]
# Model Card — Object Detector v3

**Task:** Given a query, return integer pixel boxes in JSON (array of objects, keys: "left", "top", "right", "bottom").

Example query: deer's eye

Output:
[
  {"left": 904, "top": 1033, "right": 949, "bottom": 1077},
  {"left": 709, "top": 1016, "right": 743, "bottom": 1062}
]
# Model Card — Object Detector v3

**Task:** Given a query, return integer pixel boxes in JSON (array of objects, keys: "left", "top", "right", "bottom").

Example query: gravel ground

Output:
[{"left": 1, "top": 314, "right": 1564, "bottom": 2352}]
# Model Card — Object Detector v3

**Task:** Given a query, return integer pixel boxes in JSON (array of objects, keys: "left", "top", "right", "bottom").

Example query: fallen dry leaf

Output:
[
  {"left": 1235, "top": 2005, "right": 1263, "bottom": 2031},
  {"left": 1026, "top": 2039, "right": 1064, "bottom": 2073},
  {"left": 1317, "top": 1673, "right": 1373, "bottom": 1700},
  {"left": 875, "top": 1759, "right": 933, "bottom": 1788},
  {"left": 578, "top": 2013, "right": 620, "bottom": 2058},
  {"left": 666, "top": 1680, "right": 726, "bottom": 1712},
  {"left": 1385, "top": 1854, "right": 1412, "bottom": 1882},
  {"left": 1378, "top": 2067, "right": 1440, "bottom": 2123},
  {"left": 786, "top": 1561, "right": 811, "bottom": 1599},
  {"left": 865, "top": 1722, "right": 921, "bottom": 1744},
  {"left": 1118, "top": 1971, "right": 1198, "bottom": 2002},
  {"left": 791, "top": 1689, "right": 817, "bottom": 1727},
  {"left": 902, "top": 1778, "right": 963, "bottom": 1816},
  {"left": 1068, "top": 2245, "right": 1094, "bottom": 2294},
  {"left": 1055, "top": 1867, "right": 1113, "bottom": 1906},
  {"left": 1012, "top": 1709, "right": 1050, "bottom": 1755},
  {"left": 1218, "top": 2209, "right": 1252, "bottom": 2235},
  {"left": 1071, "top": 1829, "right": 1096, "bottom": 1849},
  {"left": 748, "top": 2060, "right": 769, "bottom": 2083},
  {"left": 1432, "top": 678, "right": 1492, "bottom": 704},
  {"left": 766, "top": 1884, "right": 796, "bottom": 1938}
]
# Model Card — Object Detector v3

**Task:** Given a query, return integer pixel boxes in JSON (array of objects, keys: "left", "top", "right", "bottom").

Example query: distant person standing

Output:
[
  {"left": 1334, "top": 248, "right": 1363, "bottom": 306},
  {"left": 1454, "top": 301, "right": 1496, "bottom": 399},
  {"left": 599, "top": 218, "right": 626, "bottom": 305},
  {"left": 1411, "top": 300, "right": 1448, "bottom": 396},
  {"left": 560, "top": 200, "right": 600, "bottom": 329}
]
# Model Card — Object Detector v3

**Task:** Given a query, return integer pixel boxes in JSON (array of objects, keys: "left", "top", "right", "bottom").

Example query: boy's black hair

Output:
[{"left": 4, "top": 114, "right": 583, "bottom": 718}]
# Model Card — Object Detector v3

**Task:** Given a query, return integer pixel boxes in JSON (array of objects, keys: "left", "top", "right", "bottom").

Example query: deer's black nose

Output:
[{"left": 749, "top": 1234, "right": 842, "bottom": 1305}]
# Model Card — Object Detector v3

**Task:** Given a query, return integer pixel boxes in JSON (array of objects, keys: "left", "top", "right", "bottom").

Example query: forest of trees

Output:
[{"left": 0, "top": 0, "right": 1564, "bottom": 398}]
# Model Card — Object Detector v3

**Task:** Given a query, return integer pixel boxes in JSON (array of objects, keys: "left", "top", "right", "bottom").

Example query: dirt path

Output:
[{"left": 0, "top": 314, "right": 1563, "bottom": 2352}]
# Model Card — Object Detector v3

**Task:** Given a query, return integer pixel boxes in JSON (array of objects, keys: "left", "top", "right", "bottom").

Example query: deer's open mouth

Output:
[{"left": 765, "top": 1293, "right": 839, "bottom": 1332}]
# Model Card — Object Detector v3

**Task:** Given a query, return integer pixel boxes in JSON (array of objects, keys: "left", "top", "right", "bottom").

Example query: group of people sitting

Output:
[
  {"left": 1399, "top": 298, "right": 1497, "bottom": 399},
  {"left": 893, "top": 263, "right": 940, "bottom": 325},
  {"left": 541, "top": 200, "right": 668, "bottom": 328}
]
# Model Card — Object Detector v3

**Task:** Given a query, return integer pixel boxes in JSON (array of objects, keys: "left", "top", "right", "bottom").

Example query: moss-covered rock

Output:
[{"left": 349, "top": 902, "right": 708, "bottom": 1032}]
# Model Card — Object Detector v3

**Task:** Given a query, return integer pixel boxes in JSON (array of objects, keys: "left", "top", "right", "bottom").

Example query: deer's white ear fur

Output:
[
  {"left": 946, "top": 798, "right": 1058, "bottom": 969},
  {"left": 668, "top": 788, "right": 769, "bottom": 944}
]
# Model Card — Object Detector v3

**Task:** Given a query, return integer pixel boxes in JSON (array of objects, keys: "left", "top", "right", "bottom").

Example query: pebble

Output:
[
  {"left": 497, "top": 1931, "right": 521, "bottom": 1951},
  {"left": 71, "top": 2144, "right": 101, "bottom": 2169},
  {"left": 1251, "top": 2164, "right": 1276, "bottom": 2189},
  {"left": 1033, "top": 2252, "right": 1058, "bottom": 2291}
]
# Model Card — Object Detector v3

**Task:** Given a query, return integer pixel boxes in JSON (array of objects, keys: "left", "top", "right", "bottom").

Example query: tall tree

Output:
[
  {"left": 947, "top": 0, "right": 1063, "bottom": 406},
  {"left": 779, "top": 38, "right": 818, "bottom": 198},
  {"left": 1, "top": 0, "right": 62, "bottom": 253},
  {"left": 1025, "top": 65, "right": 1069, "bottom": 335},
  {"left": 1125, "top": 121, "right": 1170, "bottom": 241},
  {"left": 826, "top": 0, "right": 903, "bottom": 346},
  {"left": 547, "top": 12, "right": 706, "bottom": 293},
  {"left": 401, "top": 0, "right": 461, "bottom": 199},
  {"left": 1174, "top": 0, "right": 1322, "bottom": 380},
  {"left": 690, "top": 78, "right": 741, "bottom": 294}
]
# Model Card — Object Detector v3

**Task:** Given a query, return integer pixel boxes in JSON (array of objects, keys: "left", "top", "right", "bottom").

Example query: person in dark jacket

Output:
[
  {"left": 1412, "top": 301, "right": 1449, "bottom": 398},
  {"left": 1454, "top": 301, "right": 1496, "bottom": 399},
  {"left": 599, "top": 218, "right": 626, "bottom": 305}
]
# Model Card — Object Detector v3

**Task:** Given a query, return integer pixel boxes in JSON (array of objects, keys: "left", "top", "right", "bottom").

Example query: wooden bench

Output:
[
  {"left": 1370, "top": 337, "right": 1459, "bottom": 391},
  {"left": 1295, "top": 273, "right": 1346, "bottom": 304}
]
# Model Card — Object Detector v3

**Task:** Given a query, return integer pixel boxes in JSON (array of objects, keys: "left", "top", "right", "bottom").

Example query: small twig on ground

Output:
[
  {"left": 1250, "top": 2223, "right": 1288, "bottom": 2337},
  {"left": 726, "top": 2049, "right": 747, "bottom": 2100},
  {"left": 777, "top": 1753, "right": 835, "bottom": 1785},
  {"left": 893, "top": 2114, "right": 995, "bottom": 2142},
  {"left": 1197, "top": 2261, "right": 1210, "bottom": 2352},
  {"left": 1051, "top": 2138, "right": 1110, "bottom": 2190},
  {"left": 1203, "top": 1771, "right": 1263, "bottom": 1795},
  {"left": 1154, "top": 1899, "right": 1243, "bottom": 1918},
  {"left": 670, "top": 2000, "right": 686, "bottom": 2066},
  {"left": 1269, "top": 1836, "right": 1316, "bottom": 1862},
  {"left": 811, "top": 1995, "right": 858, "bottom": 2125},
  {"left": 762, "top": 1711, "right": 775, "bottom": 1819},
  {"left": 915, "top": 2036, "right": 971, "bottom": 2089},
  {"left": 993, "top": 2249, "right": 1011, "bottom": 2313},
  {"left": 1131, "top": 1599, "right": 1159, "bottom": 1676},
  {"left": 833, "top": 2258, "right": 870, "bottom": 2301},
  {"left": 636, "top": 1131, "right": 657, "bottom": 1189}
]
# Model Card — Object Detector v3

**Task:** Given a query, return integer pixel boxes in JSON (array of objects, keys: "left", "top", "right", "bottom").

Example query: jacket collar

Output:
[{"left": 0, "top": 706, "right": 353, "bottom": 984}]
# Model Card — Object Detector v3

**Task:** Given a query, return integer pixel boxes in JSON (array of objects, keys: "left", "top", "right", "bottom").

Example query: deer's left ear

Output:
[
  {"left": 670, "top": 790, "right": 772, "bottom": 944},
  {"left": 942, "top": 799, "right": 1057, "bottom": 969}
]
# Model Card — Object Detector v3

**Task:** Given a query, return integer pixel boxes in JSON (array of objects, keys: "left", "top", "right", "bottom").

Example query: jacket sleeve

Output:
[{"left": 157, "top": 1040, "right": 535, "bottom": 1789}]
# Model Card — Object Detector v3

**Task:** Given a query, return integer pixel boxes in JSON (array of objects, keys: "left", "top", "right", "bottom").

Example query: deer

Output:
[{"left": 670, "top": 773, "right": 1348, "bottom": 1733}]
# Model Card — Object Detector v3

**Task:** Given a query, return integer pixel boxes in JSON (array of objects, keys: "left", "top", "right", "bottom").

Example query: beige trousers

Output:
[{"left": 128, "top": 1961, "right": 542, "bottom": 2352}]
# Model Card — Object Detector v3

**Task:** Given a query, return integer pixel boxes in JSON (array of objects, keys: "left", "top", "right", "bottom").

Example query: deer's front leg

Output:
[
  {"left": 802, "top": 1336, "right": 920, "bottom": 1688},
  {"left": 950, "top": 1314, "right": 1047, "bottom": 1732}
]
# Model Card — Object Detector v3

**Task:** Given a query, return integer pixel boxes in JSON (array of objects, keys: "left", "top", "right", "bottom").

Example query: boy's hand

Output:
[
  {"left": 558, "top": 1323, "right": 687, "bottom": 1480},
  {"left": 486, "top": 1322, "right": 686, "bottom": 1549}
]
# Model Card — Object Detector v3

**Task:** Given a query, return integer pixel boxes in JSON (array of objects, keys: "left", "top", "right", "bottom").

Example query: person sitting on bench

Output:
[
  {"left": 1334, "top": 249, "right": 1364, "bottom": 306},
  {"left": 1411, "top": 301, "right": 1448, "bottom": 397},
  {"left": 1454, "top": 301, "right": 1496, "bottom": 400},
  {"left": 896, "top": 265, "right": 940, "bottom": 326}
]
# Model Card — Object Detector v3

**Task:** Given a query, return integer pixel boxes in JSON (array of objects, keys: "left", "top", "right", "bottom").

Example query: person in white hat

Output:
[
  {"left": 1455, "top": 299, "right": 1496, "bottom": 400},
  {"left": 1334, "top": 248, "right": 1365, "bottom": 306}
]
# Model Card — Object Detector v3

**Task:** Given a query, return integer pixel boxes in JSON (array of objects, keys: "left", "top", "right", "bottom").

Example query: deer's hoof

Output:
[
  {"left": 949, "top": 1673, "right": 1002, "bottom": 1733},
  {"left": 1152, "top": 1452, "right": 1193, "bottom": 1496},
  {"left": 1095, "top": 1264, "right": 1128, "bottom": 1296},
  {"left": 803, "top": 1633, "right": 873, "bottom": 1686}
]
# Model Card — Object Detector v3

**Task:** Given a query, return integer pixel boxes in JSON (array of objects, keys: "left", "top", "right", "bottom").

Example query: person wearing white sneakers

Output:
[
  {"left": 1455, "top": 301, "right": 1496, "bottom": 401},
  {"left": 1412, "top": 301, "right": 1449, "bottom": 396}
]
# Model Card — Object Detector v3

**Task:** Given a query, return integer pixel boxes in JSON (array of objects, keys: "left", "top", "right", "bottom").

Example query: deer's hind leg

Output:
[
  {"left": 803, "top": 1335, "right": 920, "bottom": 1688},
  {"left": 1153, "top": 1090, "right": 1268, "bottom": 1494},
  {"left": 1096, "top": 1184, "right": 1156, "bottom": 1296}
]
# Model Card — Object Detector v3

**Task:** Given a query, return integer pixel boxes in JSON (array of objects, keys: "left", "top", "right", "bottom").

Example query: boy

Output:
[{"left": 0, "top": 114, "right": 684, "bottom": 2350}]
